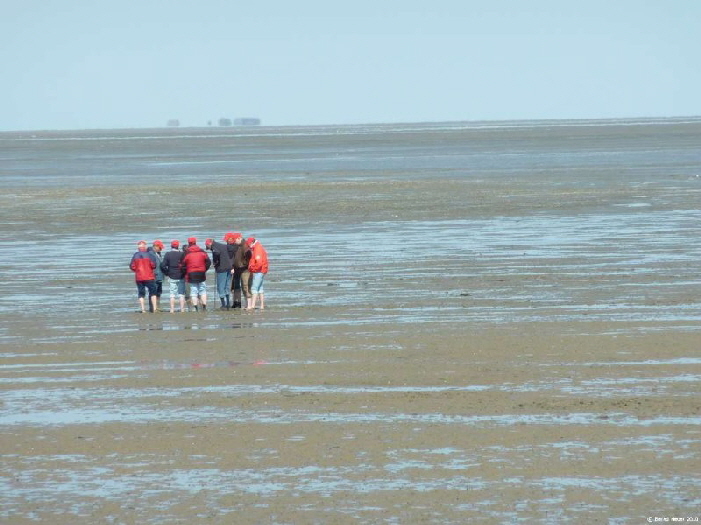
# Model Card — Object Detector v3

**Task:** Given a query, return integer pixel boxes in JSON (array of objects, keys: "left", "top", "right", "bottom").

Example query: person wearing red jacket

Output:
[
  {"left": 129, "top": 240, "right": 158, "bottom": 313},
  {"left": 180, "top": 237, "right": 211, "bottom": 311},
  {"left": 246, "top": 237, "right": 268, "bottom": 311}
]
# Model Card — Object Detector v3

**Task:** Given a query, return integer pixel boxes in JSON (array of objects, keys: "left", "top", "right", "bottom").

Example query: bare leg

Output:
[
  {"left": 259, "top": 293, "right": 265, "bottom": 310},
  {"left": 170, "top": 297, "right": 175, "bottom": 313},
  {"left": 240, "top": 271, "right": 251, "bottom": 309},
  {"left": 150, "top": 295, "right": 158, "bottom": 313},
  {"left": 138, "top": 297, "right": 146, "bottom": 313},
  {"left": 179, "top": 296, "right": 186, "bottom": 312}
]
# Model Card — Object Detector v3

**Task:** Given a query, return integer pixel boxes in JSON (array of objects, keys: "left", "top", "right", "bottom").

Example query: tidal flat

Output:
[{"left": 1, "top": 118, "right": 700, "bottom": 523}]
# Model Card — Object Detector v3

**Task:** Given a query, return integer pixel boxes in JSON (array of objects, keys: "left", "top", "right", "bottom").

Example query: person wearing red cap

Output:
[
  {"left": 246, "top": 237, "right": 268, "bottom": 310},
  {"left": 147, "top": 240, "right": 165, "bottom": 312},
  {"left": 129, "top": 240, "right": 158, "bottom": 313},
  {"left": 205, "top": 236, "right": 234, "bottom": 309},
  {"left": 180, "top": 237, "right": 211, "bottom": 311},
  {"left": 160, "top": 240, "right": 186, "bottom": 312},
  {"left": 229, "top": 233, "right": 251, "bottom": 309}
]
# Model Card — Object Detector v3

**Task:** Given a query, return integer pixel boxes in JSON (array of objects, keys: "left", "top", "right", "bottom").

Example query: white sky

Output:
[{"left": 2, "top": 0, "right": 699, "bottom": 130}]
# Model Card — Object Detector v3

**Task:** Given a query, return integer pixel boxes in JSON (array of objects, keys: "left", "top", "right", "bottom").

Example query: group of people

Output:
[{"left": 129, "top": 232, "right": 269, "bottom": 313}]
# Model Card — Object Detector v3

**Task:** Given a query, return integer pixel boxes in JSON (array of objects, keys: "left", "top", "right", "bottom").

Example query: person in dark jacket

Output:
[
  {"left": 147, "top": 240, "right": 165, "bottom": 312},
  {"left": 206, "top": 236, "right": 234, "bottom": 310},
  {"left": 129, "top": 240, "right": 158, "bottom": 313},
  {"left": 160, "top": 240, "right": 186, "bottom": 313},
  {"left": 230, "top": 232, "right": 251, "bottom": 309},
  {"left": 180, "top": 237, "right": 211, "bottom": 311}
]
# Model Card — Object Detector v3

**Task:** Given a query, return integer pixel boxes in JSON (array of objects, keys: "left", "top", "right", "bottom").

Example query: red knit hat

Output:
[
  {"left": 205, "top": 238, "right": 213, "bottom": 247},
  {"left": 245, "top": 236, "right": 256, "bottom": 247},
  {"left": 171, "top": 240, "right": 180, "bottom": 248},
  {"left": 153, "top": 239, "right": 164, "bottom": 249},
  {"left": 187, "top": 237, "right": 197, "bottom": 244}
]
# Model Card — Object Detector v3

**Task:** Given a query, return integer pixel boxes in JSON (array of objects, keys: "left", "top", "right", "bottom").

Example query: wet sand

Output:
[{"left": 1, "top": 120, "right": 700, "bottom": 523}]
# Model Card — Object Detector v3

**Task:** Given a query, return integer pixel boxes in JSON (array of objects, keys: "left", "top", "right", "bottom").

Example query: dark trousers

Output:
[{"left": 231, "top": 268, "right": 251, "bottom": 304}]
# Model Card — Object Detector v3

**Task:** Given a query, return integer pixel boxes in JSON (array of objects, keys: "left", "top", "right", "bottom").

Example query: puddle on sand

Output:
[{"left": 139, "top": 359, "right": 268, "bottom": 370}]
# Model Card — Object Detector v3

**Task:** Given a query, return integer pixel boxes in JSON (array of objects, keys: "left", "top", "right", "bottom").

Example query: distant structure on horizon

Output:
[
  {"left": 234, "top": 118, "right": 261, "bottom": 126},
  {"left": 168, "top": 117, "right": 261, "bottom": 127},
  {"left": 218, "top": 117, "right": 261, "bottom": 126}
]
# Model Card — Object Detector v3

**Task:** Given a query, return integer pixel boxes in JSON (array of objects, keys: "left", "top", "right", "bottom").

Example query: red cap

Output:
[
  {"left": 171, "top": 240, "right": 180, "bottom": 248},
  {"left": 153, "top": 239, "right": 164, "bottom": 249},
  {"left": 224, "top": 232, "right": 234, "bottom": 241},
  {"left": 232, "top": 232, "right": 242, "bottom": 240},
  {"left": 245, "top": 236, "right": 256, "bottom": 247},
  {"left": 205, "top": 238, "right": 213, "bottom": 246},
  {"left": 187, "top": 237, "right": 197, "bottom": 244}
]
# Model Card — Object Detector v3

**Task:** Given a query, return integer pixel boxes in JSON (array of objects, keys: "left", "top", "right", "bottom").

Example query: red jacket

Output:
[
  {"left": 248, "top": 242, "right": 268, "bottom": 274},
  {"left": 180, "top": 245, "right": 211, "bottom": 282},
  {"left": 130, "top": 249, "right": 157, "bottom": 281}
]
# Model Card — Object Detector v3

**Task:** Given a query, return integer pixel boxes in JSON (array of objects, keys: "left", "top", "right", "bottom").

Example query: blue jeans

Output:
[
  {"left": 190, "top": 282, "right": 207, "bottom": 298},
  {"left": 251, "top": 273, "right": 265, "bottom": 294},
  {"left": 168, "top": 278, "right": 186, "bottom": 298},
  {"left": 216, "top": 272, "right": 232, "bottom": 299}
]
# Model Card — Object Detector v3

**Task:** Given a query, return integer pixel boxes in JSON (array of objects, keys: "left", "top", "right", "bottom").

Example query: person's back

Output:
[
  {"left": 130, "top": 246, "right": 157, "bottom": 282},
  {"left": 148, "top": 242, "right": 165, "bottom": 282},
  {"left": 161, "top": 248, "right": 185, "bottom": 280},
  {"left": 181, "top": 238, "right": 211, "bottom": 311},
  {"left": 147, "top": 240, "right": 165, "bottom": 312},
  {"left": 161, "top": 241, "right": 186, "bottom": 313},
  {"left": 182, "top": 245, "right": 210, "bottom": 282},
  {"left": 129, "top": 240, "right": 158, "bottom": 313}
]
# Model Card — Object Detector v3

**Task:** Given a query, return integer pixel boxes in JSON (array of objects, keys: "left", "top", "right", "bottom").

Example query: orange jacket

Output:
[{"left": 248, "top": 242, "right": 268, "bottom": 274}]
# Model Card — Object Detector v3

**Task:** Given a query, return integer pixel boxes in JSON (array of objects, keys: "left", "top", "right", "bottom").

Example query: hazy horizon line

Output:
[{"left": 2, "top": 114, "right": 701, "bottom": 135}]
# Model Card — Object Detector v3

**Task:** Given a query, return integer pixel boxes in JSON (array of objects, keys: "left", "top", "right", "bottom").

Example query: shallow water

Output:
[{"left": 1, "top": 206, "right": 700, "bottom": 341}]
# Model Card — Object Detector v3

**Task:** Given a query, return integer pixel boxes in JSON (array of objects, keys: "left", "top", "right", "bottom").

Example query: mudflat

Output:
[{"left": 1, "top": 120, "right": 700, "bottom": 523}]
